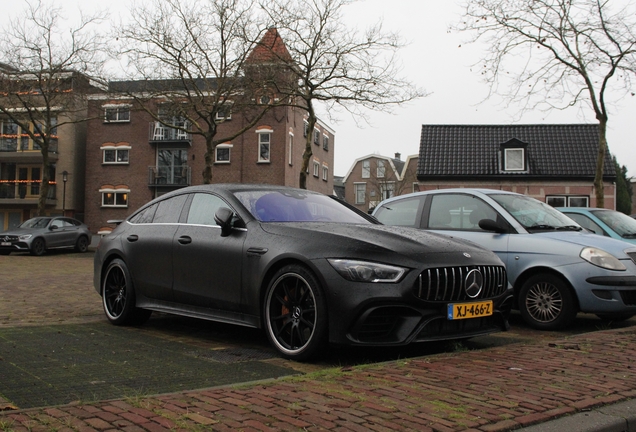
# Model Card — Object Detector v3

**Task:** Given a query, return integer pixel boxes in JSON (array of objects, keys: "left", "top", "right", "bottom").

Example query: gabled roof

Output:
[
  {"left": 417, "top": 124, "right": 615, "bottom": 180},
  {"left": 342, "top": 153, "right": 415, "bottom": 184},
  {"left": 246, "top": 28, "right": 293, "bottom": 64}
]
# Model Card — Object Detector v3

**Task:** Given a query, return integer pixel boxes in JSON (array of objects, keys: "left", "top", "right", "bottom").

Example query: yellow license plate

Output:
[{"left": 447, "top": 301, "right": 493, "bottom": 320}]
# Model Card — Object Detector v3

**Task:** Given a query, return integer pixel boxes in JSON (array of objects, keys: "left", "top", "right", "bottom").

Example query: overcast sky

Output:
[{"left": 57, "top": 0, "right": 636, "bottom": 177}]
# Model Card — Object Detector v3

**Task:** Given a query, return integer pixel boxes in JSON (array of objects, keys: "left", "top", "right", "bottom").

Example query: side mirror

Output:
[
  {"left": 478, "top": 218, "right": 508, "bottom": 234},
  {"left": 50, "top": 225, "right": 59, "bottom": 230},
  {"left": 214, "top": 207, "right": 234, "bottom": 237}
]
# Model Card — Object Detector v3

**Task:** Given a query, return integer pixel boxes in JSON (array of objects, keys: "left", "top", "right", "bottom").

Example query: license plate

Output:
[
  {"left": 447, "top": 300, "right": 493, "bottom": 320},
  {"left": 1, "top": 242, "right": 10, "bottom": 246}
]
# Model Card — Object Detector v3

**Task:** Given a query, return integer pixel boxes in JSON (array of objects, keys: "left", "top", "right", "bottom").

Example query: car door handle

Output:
[
  {"left": 178, "top": 236, "right": 192, "bottom": 245},
  {"left": 127, "top": 235, "right": 138, "bottom": 242},
  {"left": 247, "top": 247, "right": 268, "bottom": 256}
]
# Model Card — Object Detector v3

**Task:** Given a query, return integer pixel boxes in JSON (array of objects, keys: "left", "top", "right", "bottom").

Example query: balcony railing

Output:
[
  {"left": 148, "top": 165, "right": 191, "bottom": 186},
  {"left": 148, "top": 122, "right": 191, "bottom": 143},
  {"left": 0, "top": 181, "right": 56, "bottom": 199}
]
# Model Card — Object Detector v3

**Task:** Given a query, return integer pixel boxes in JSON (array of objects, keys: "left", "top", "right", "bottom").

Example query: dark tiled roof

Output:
[
  {"left": 246, "top": 28, "right": 293, "bottom": 64},
  {"left": 417, "top": 124, "right": 615, "bottom": 180}
]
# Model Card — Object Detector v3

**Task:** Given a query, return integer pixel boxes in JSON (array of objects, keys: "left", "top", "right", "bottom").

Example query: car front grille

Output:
[
  {"left": 414, "top": 265, "right": 507, "bottom": 302},
  {"left": 620, "top": 290, "right": 636, "bottom": 306},
  {"left": 626, "top": 252, "right": 636, "bottom": 266},
  {"left": 0, "top": 235, "right": 18, "bottom": 243}
]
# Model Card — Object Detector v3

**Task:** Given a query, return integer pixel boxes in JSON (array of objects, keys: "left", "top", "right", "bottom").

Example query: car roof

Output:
[{"left": 378, "top": 188, "right": 520, "bottom": 206}]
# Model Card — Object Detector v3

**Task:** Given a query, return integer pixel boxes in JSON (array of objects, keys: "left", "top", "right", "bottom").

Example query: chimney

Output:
[{"left": 394, "top": 152, "right": 401, "bottom": 161}]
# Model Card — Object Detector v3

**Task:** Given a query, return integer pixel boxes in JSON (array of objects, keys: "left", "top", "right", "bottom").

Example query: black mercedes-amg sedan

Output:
[{"left": 94, "top": 184, "right": 513, "bottom": 361}]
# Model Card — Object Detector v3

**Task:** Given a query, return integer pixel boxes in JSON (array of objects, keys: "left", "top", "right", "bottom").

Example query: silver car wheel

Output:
[{"left": 525, "top": 282, "right": 562, "bottom": 323}]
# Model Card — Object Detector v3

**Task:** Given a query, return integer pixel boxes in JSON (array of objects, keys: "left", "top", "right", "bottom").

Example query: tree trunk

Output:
[
  {"left": 299, "top": 104, "right": 316, "bottom": 190},
  {"left": 594, "top": 119, "right": 608, "bottom": 208},
  {"left": 37, "top": 140, "right": 50, "bottom": 216}
]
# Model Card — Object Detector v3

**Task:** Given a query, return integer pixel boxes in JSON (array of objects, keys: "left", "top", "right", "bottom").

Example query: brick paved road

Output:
[{"left": 1, "top": 251, "right": 635, "bottom": 431}]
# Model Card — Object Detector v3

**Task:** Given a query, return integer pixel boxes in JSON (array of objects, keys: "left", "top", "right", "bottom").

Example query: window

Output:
[
  {"left": 102, "top": 146, "right": 130, "bottom": 164},
  {"left": 100, "top": 189, "right": 129, "bottom": 208},
  {"left": 153, "top": 194, "right": 188, "bottom": 223},
  {"left": 566, "top": 213, "right": 606, "bottom": 235},
  {"left": 322, "top": 164, "right": 328, "bottom": 181},
  {"left": 314, "top": 129, "right": 320, "bottom": 145},
  {"left": 129, "top": 203, "right": 157, "bottom": 224},
  {"left": 313, "top": 161, "right": 320, "bottom": 177},
  {"left": 187, "top": 193, "right": 228, "bottom": 225},
  {"left": 215, "top": 105, "right": 232, "bottom": 120},
  {"left": 504, "top": 148, "right": 524, "bottom": 171},
  {"left": 428, "top": 194, "right": 497, "bottom": 231},
  {"left": 377, "top": 160, "right": 386, "bottom": 178},
  {"left": 374, "top": 196, "right": 424, "bottom": 227},
  {"left": 323, "top": 135, "right": 329, "bottom": 151},
  {"left": 380, "top": 182, "right": 395, "bottom": 200},
  {"left": 546, "top": 195, "right": 589, "bottom": 207},
  {"left": 257, "top": 130, "right": 271, "bottom": 162},
  {"left": 288, "top": 134, "right": 293, "bottom": 165},
  {"left": 303, "top": 120, "right": 309, "bottom": 137},
  {"left": 354, "top": 183, "right": 366, "bottom": 205},
  {"left": 362, "top": 160, "right": 370, "bottom": 178},
  {"left": 104, "top": 105, "right": 130, "bottom": 123},
  {"left": 215, "top": 144, "right": 232, "bottom": 163}
]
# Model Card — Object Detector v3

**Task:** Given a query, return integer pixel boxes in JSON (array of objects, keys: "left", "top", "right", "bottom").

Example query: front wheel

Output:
[
  {"left": 519, "top": 273, "right": 576, "bottom": 330},
  {"left": 30, "top": 238, "right": 46, "bottom": 256},
  {"left": 264, "top": 264, "right": 328, "bottom": 361},
  {"left": 102, "top": 259, "right": 151, "bottom": 326}
]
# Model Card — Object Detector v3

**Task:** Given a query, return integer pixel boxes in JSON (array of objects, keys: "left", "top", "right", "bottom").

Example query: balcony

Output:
[
  {"left": 0, "top": 181, "right": 57, "bottom": 204},
  {"left": 148, "top": 122, "right": 192, "bottom": 144},
  {"left": 148, "top": 165, "right": 191, "bottom": 187},
  {"left": 0, "top": 137, "right": 59, "bottom": 162}
]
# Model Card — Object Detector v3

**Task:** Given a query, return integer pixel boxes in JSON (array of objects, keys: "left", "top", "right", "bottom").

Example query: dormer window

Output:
[{"left": 500, "top": 139, "right": 528, "bottom": 172}]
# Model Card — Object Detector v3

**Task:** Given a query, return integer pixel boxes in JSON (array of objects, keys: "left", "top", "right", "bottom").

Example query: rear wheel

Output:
[
  {"left": 30, "top": 238, "right": 46, "bottom": 256},
  {"left": 264, "top": 264, "right": 328, "bottom": 361},
  {"left": 75, "top": 236, "right": 89, "bottom": 253},
  {"left": 519, "top": 273, "right": 576, "bottom": 330},
  {"left": 102, "top": 259, "right": 151, "bottom": 326}
]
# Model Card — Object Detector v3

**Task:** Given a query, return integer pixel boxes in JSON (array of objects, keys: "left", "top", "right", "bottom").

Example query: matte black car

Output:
[
  {"left": 94, "top": 184, "right": 513, "bottom": 360},
  {"left": 0, "top": 216, "right": 91, "bottom": 256}
]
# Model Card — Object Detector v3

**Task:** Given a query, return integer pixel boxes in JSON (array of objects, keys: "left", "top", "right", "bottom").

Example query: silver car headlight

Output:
[
  {"left": 580, "top": 247, "right": 626, "bottom": 271},
  {"left": 328, "top": 259, "right": 407, "bottom": 283},
  {"left": 18, "top": 234, "right": 32, "bottom": 240}
]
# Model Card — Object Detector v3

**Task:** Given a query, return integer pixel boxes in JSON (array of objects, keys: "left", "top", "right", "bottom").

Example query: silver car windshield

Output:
[
  {"left": 490, "top": 194, "right": 581, "bottom": 231},
  {"left": 19, "top": 217, "right": 51, "bottom": 229},
  {"left": 235, "top": 190, "right": 372, "bottom": 224}
]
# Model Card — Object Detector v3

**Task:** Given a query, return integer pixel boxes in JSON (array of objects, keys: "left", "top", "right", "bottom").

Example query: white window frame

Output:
[
  {"left": 323, "top": 134, "right": 329, "bottom": 151},
  {"left": 99, "top": 188, "right": 130, "bottom": 208},
  {"left": 314, "top": 129, "right": 320, "bottom": 145},
  {"left": 504, "top": 148, "right": 524, "bottom": 171},
  {"left": 354, "top": 183, "right": 366, "bottom": 205},
  {"left": 546, "top": 195, "right": 589, "bottom": 207},
  {"left": 313, "top": 160, "right": 320, "bottom": 177},
  {"left": 215, "top": 143, "right": 232, "bottom": 163},
  {"left": 380, "top": 181, "right": 395, "bottom": 200},
  {"left": 103, "top": 104, "right": 131, "bottom": 123},
  {"left": 215, "top": 105, "right": 232, "bottom": 121},
  {"left": 101, "top": 145, "right": 131, "bottom": 164},
  {"left": 322, "top": 164, "right": 328, "bottom": 181},
  {"left": 377, "top": 160, "right": 386, "bottom": 178},
  {"left": 288, "top": 133, "right": 293, "bottom": 165},
  {"left": 362, "top": 160, "right": 370, "bottom": 178},
  {"left": 257, "top": 129, "right": 272, "bottom": 163}
]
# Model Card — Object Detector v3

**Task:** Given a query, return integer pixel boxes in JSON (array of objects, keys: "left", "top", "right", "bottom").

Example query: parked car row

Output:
[{"left": 5, "top": 185, "right": 635, "bottom": 361}]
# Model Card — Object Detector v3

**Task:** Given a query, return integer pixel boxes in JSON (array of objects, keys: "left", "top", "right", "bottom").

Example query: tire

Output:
[
  {"left": 30, "top": 238, "right": 46, "bottom": 256},
  {"left": 75, "top": 236, "right": 89, "bottom": 253},
  {"left": 596, "top": 313, "right": 635, "bottom": 322},
  {"left": 102, "top": 258, "right": 152, "bottom": 326},
  {"left": 264, "top": 264, "right": 328, "bottom": 361},
  {"left": 0, "top": 251, "right": 10, "bottom": 255},
  {"left": 519, "top": 273, "right": 576, "bottom": 330}
]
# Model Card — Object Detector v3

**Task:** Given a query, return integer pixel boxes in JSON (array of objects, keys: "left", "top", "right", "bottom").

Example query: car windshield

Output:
[
  {"left": 235, "top": 190, "right": 372, "bottom": 224},
  {"left": 19, "top": 217, "right": 51, "bottom": 229},
  {"left": 592, "top": 210, "right": 636, "bottom": 238},
  {"left": 490, "top": 194, "right": 581, "bottom": 232}
]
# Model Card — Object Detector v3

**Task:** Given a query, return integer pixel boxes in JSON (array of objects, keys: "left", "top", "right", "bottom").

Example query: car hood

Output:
[
  {"left": 0, "top": 227, "right": 41, "bottom": 236},
  {"left": 535, "top": 230, "right": 636, "bottom": 256},
  {"left": 259, "top": 222, "right": 503, "bottom": 268}
]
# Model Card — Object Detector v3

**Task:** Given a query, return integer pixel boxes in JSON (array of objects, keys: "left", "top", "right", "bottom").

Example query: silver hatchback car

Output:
[
  {"left": 0, "top": 216, "right": 91, "bottom": 256},
  {"left": 373, "top": 189, "right": 636, "bottom": 330}
]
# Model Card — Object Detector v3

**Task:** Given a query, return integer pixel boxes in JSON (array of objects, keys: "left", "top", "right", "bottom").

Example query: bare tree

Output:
[
  {"left": 260, "top": 0, "right": 425, "bottom": 189},
  {"left": 456, "top": 0, "right": 636, "bottom": 207},
  {"left": 114, "top": 0, "right": 279, "bottom": 184},
  {"left": 0, "top": 0, "right": 105, "bottom": 215}
]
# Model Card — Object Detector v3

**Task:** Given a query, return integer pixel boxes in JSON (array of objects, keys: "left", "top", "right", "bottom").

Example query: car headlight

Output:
[
  {"left": 580, "top": 247, "right": 626, "bottom": 271},
  {"left": 328, "top": 259, "right": 407, "bottom": 283},
  {"left": 18, "top": 234, "right": 32, "bottom": 240}
]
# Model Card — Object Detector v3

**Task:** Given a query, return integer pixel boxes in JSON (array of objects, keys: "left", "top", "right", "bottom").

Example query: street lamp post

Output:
[{"left": 62, "top": 171, "right": 68, "bottom": 215}]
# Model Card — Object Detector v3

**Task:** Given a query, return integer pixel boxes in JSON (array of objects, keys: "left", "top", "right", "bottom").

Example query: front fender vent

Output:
[{"left": 414, "top": 265, "right": 507, "bottom": 302}]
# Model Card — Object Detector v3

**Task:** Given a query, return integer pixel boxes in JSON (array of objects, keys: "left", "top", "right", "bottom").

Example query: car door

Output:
[
  {"left": 424, "top": 193, "right": 512, "bottom": 268},
  {"left": 45, "top": 218, "right": 68, "bottom": 248},
  {"left": 172, "top": 192, "right": 246, "bottom": 312},
  {"left": 59, "top": 218, "right": 80, "bottom": 246},
  {"left": 123, "top": 194, "right": 188, "bottom": 301}
]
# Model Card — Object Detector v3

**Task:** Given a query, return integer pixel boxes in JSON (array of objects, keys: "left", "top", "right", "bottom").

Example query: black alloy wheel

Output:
[
  {"left": 75, "top": 236, "right": 89, "bottom": 253},
  {"left": 102, "top": 259, "right": 151, "bottom": 326},
  {"left": 30, "top": 238, "right": 46, "bottom": 256},
  {"left": 264, "top": 264, "right": 327, "bottom": 361},
  {"left": 519, "top": 273, "right": 576, "bottom": 330}
]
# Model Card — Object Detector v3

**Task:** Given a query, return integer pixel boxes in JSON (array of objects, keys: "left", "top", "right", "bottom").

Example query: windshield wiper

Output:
[
  {"left": 622, "top": 232, "right": 636, "bottom": 238},
  {"left": 527, "top": 224, "right": 556, "bottom": 231},
  {"left": 556, "top": 225, "right": 583, "bottom": 232}
]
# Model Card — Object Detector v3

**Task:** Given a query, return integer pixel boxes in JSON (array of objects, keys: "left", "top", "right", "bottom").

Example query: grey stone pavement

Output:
[{"left": 0, "top": 250, "right": 635, "bottom": 431}]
